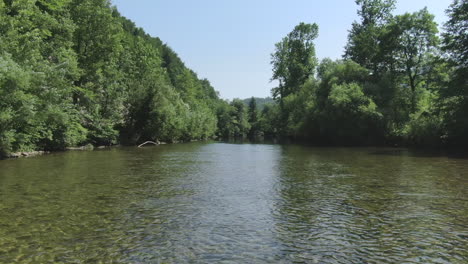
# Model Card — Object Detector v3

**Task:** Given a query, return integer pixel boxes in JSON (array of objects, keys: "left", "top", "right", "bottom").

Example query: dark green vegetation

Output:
[
  {"left": 1, "top": 143, "right": 467, "bottom": 262},
  {"left": 0, "top": 0, "right": 230, "bottom": 157},
  {"left": 0, "top": 0, "right": 467, "bottom": 158},
  {"left": 261, "top": 0, "right": 468, "bottom": 147}
]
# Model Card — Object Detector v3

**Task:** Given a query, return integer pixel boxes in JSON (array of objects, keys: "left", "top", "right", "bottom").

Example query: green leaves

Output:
[
  {"left": 0, "top": 0, "right": 223, "bottom": 156},
  {"left": 271, "top": 22, "right": 319, "bottom": 100},
  {"left": 439, "top": 0, "right": 468, "bottom": 147},
  {"left": 443, "top": 0, "right": 468, "bottom": 68},
  {"left": 345, "top": 0, "right": 396, "bottom": 73},
  {"left": 312, "top": 60, "right": 384, "bottom": 144}
]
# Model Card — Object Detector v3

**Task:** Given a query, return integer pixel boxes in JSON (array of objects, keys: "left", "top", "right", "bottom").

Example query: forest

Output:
[
  {"left": 240, "top": 0, "right": 467, "bottom": 148},
  {"left": 0, "top": 0, "right": 467, "bottom": 158}
]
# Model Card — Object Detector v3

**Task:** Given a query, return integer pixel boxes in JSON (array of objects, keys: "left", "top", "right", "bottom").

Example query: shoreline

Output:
[
  {"left": 0, "top": 139, "right": 208, "bottom": 161},
  {"left": 2, "top": 139, "right": 467, "bottom": 161},
  {"left": 6, "top": 151, "right": 50, "bottom": 159}
]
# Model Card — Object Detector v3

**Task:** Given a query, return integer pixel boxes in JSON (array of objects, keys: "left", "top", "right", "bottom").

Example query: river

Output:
[{"left": 0, "top": 142, "right": 467, "bottom": 263}]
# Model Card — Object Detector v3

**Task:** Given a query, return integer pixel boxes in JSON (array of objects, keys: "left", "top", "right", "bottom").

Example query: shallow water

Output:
[{"left": 0, "top": 143, "right": 467, "bottom": 263}]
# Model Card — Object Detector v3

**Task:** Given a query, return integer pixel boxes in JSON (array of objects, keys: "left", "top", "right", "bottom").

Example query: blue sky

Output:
[{"left": 112, "top": 0, "right": 452, "bottom": 100}]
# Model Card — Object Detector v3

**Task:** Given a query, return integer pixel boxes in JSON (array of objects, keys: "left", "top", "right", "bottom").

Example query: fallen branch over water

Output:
[{"left": 138, "top": 141, "right": 159, "bottom": 148}]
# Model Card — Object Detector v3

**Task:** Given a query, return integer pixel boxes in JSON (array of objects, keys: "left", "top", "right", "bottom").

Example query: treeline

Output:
[
  {"left": 0, "top": 0, "right": 240, "bottom": 157},
  {"left": 232, "top": 0, "right": 467, "bottom": 148},
  {"left": 1, "top": 0, "right": 466, "bottom": 157}
]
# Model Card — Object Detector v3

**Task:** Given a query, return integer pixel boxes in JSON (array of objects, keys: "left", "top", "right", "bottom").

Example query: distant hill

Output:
[{"left": 241, "top": 97, "right": 275, "bottom": 110}]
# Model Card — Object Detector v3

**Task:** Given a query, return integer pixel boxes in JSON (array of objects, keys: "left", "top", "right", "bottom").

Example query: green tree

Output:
[
  {"left": 230, "top": 99, "right": 251, "bottom": 138},
  {"left": 321, "top": 82, "right": 383, "bottom": 144},
  {"left": 257, "top": 103, "right": 280, "bottom": 138},
  {"left": 389, "top": 8, "right": 439, "bottom": 112},
  {"left": 271, "top": 23, "right": 319, "bottom": 103},
  {"left": 247, "top": 97, "right": 260, "bottom": 138},
  {"left": 270, "top": 22, "right": 319, "bottom": 137},
  {"left": 443, "top": 0, "right": 468, "bottom": 68},
  {"left": 70, "top": 0, "right": 125, "bottom": 145},
  {"left": 215, "top": 101, "right": 236, "bottom": 139},
  {"left": 214, "top": 99, "right": 251, "bottom": 139},
  {"left": 314, "top": 60, "right": 384, "bottom": 144},
  {"left": 345, "top": 0, "right": 396, "bottom": 74},
  {"left": 440, "top": 0, "right": 468, "bottom": 147},
  {"left": 248, "top": 97, "right": 258, "bottom": 124},
  {"left": 0, "top": 0, "right": 224, "bottom": 157},
  {"left": 0, "top": 0, "right": 86, "bottom": 155}
]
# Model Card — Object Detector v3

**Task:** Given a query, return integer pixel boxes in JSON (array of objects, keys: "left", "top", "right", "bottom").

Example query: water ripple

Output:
[{"left": 0, "top": 144, "right": 466, "bottom": 263}]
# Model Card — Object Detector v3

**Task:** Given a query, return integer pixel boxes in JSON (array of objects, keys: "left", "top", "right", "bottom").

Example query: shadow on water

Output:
[{"left": 368, "top": 147, "right": 468, "bottom": 159}]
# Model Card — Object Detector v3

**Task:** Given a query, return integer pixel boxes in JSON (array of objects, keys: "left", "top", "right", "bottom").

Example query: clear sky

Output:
[{"left": 111, "top": 0, "right": 452, "bottom": 100}]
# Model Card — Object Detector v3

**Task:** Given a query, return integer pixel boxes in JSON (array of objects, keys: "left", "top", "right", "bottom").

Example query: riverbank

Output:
[
  {"left": 0, "top": 139, "right": 210, "bottom": 160},
  {"left": 2, "top": 137, "right": 466, "bottom": 161},
  {"left": 1, "top": 145, "right": 113, "bottom": 160},
  {"left": 6, "top": 151, "right": 50, "bottom": 159}
]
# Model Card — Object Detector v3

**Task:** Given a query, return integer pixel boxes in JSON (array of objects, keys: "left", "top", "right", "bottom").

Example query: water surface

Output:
[{"left": 0, "top": 143, "right": 467, "bottom": 263}]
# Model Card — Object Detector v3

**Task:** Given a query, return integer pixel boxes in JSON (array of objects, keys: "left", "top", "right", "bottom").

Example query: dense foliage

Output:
[
  {"left": 0, "top": 0, "right": 229, "bottom": 157},
  {"left": 1, "top": 0, "right": 466, "bottom": 157},
  {"left": 250, "top": 0, "right": 467, "bottom": 148}
]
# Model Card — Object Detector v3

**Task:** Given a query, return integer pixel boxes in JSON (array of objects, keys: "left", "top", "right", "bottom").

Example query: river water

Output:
[{"left": 0, "top": 143, "right": 467, "bottom": 263}]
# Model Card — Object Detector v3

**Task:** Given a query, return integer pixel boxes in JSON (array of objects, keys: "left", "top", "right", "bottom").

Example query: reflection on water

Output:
[{"left": 0, "top": 143, "right": 467, "bottom": 263}]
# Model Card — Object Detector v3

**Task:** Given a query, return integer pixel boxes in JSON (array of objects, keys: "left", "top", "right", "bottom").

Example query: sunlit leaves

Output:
[{"left": 271, "top": 22, "right": 319, "bottom": 100}]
